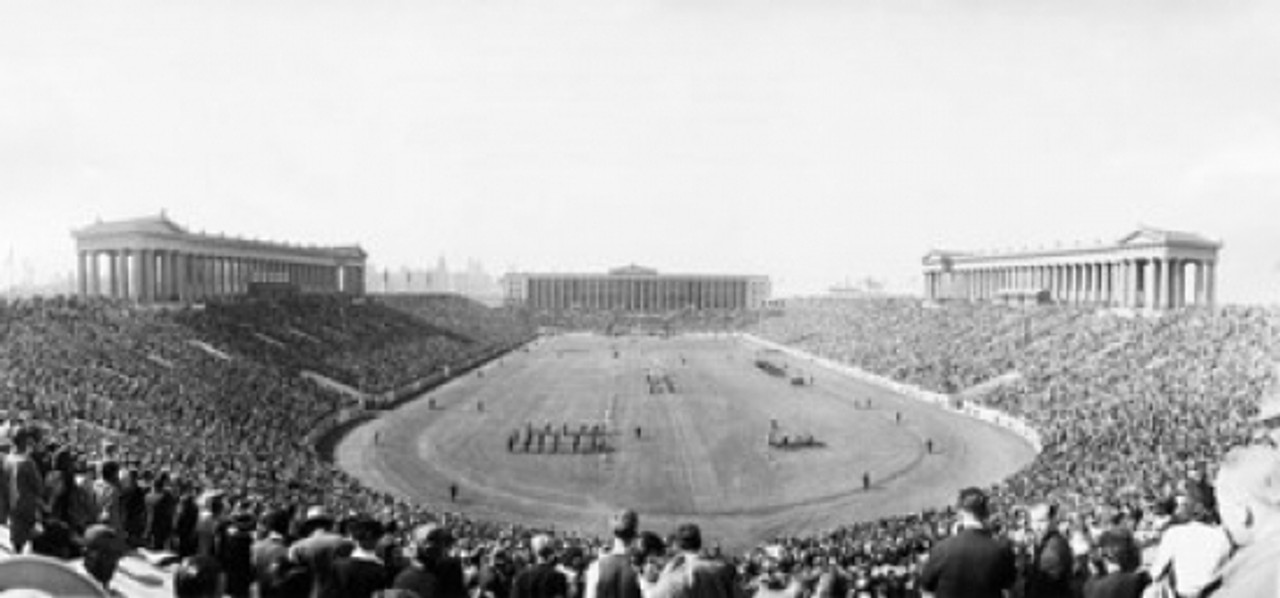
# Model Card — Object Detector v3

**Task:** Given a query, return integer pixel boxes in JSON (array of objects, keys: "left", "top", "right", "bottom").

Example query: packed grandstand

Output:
[{"left": 1, "top": 294, "right": 1277, "bottom": 597}]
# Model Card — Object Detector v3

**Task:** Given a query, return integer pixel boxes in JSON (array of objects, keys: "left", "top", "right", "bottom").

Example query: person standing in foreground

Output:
[
  {"left": 583, "top": 509, "right": 642, "bottom": 598},
  {"left": 918, "top": 487, "right": 1017, "bottom": 598},
  {"left": 650, "top": 523, "right": 740, "bottom": 598},
  {"left": 1018, "top": 502, "right": 1074, "bottom": 598},
  {"left": 511, "top": 534, "right": 570, "bottom": 598},
  {"left": 1210, "top": 445, "right": 1280, "bottom": 597},
  {"left": 3, "top": 426, "right": 45, "bottom": 554}
]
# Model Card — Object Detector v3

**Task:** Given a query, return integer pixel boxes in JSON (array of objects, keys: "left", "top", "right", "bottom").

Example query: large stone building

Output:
[
  {"left": 503, "top": 265, "right": 771, "bottom": 312},
  {"left": 72, "top": 213, "right": 367, "bottom": 303},
  {"left": 922, "top": 227, "right": 1220, "bottom": 310}
]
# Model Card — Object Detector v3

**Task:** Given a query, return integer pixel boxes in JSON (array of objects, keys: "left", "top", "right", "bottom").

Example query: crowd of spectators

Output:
[{"left": 2, "top": 294, "right": 1278, "bottom": 597}]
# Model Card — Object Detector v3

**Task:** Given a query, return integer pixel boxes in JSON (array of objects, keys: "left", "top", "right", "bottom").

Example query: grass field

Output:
[{"left": 336, "top": 334, "right": 1035, "bottom": 550}]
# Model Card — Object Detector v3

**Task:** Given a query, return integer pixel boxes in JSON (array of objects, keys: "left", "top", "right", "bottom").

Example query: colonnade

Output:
[
  {"left": 924, "top": 256, "right": 1215, "bottom": 309},
  {"left": 524, "top": 277, "right": 754, "bottom": 312},
  {"left": 76, "top": 249, "right": 366, "bottom": 303}
]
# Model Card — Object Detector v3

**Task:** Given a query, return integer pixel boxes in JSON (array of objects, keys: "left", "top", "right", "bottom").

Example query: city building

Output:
[
  {"left": 922, "top": 227, "right": 1220, "bottom": 310},
  {"left": 72, "top": 213, "right": 367, "bottom": 303},
  {"left": 503, "top": 265, "right": 771, "bottom": 312}
]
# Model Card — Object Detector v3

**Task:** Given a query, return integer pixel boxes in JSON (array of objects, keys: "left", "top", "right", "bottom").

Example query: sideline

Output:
[{"left": 738, "top": 333, "right": 1043, "bottom": 453}]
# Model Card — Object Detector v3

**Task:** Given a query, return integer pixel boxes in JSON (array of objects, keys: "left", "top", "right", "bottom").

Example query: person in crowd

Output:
[
  {"left": 254, "top": 507, "right": 308, "bottom": 598},
  {"left": 1017, "top": 502, "right": 1073, "bottom": 598},
  {"left": 1081, "top": 529, "right": 1147, "bottom": 598},
  {"left": 194, "top": 490, "right": 226, "bottom": 559},
  {"left": 650, "top": 523, "right": 740, "bottom": 598},
  {"left": 918, "top": 487, "right": 1016, "bottom": 598},
  {"left": 145, "top": 471, "right": 177, "bottom": 551},
  {"left": 393, "top": 523, "right": 466, "bottom": 598},
  {"left": 4, "top": 426, "right": 46, "bottom": 554},
  {"left": 584, "top": 509, "right": 642, "bottom": 598},
  {"left": 119, "top": 468, "right": 148, "bottom": 547},
  {"left": 633, "top": 532, "right": 668, "bottom": 598},
  {"left": 333, "top": 515, "right": 391, "bottom": 598},
  {"left": 511, "top": 534, "right": 570, "bottom": 598},
  {"left": 1148, "top": 482, "right": 1232, "bottom": 598},
  {"left": 174, "top": 555, "right": 227, "bottom": 598},
  {"left": 1210, "top": 445, "right": 1280, "bottom": 597},
  {"left": 288, "top": 506, "right": 355, "bottom": 598},
  {"left": 82, "top": 523, "right": 129, "bottom": 593},
  {"left": 219, "top": 509, "right": 257, "bottom": 598},
  {"left": 91, "top": 460, "right": 124, "bottom": 533}
]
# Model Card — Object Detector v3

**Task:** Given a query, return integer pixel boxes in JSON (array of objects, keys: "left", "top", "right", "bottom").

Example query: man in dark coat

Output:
[
  {"left": 287, "top": 506, "right": 355, "bottom": 598},
  {"left": 145, "top": 471, "right": 177, "bottom": 551},
  {"left": 919, "top": 487, "right": 1017, "bottom": 598},
  {"left": 333, "top": 516, "right": 390, "bottom": 598},
  {"left": 1018, "top": 502, "right": 1075, "bottom": 598},
  {"left": 393, "top": 523, "right": 467, "bottom": 598},
  {"left": 511, "top": 534, "right": 569, "bottom": 598}
]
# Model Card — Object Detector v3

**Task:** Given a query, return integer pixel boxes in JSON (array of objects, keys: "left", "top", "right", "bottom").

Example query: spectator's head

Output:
[
  {"left": 173, "top": 556, "right": 225, "bottom": 598},
  {"left": 1028, "top": 502, "right": 1058, "bottom": 538},
  {"left": 1095, "top": 529, "right": 1140, "bottom": 573},
  {"left": 1215, "top": 445, "right": 1280, "bottom": 547},
  {"left": 673, "top": 523, "right": 702, "bottom": 553},
  {"left": 349, "top": 516, "right": 384, "bottom": 550},
  {"left": 11, "top": 426, "right": 37, "bottom": 453},
  {"left": 261, "top": 508, "right": 291, "bottom": 538},
  {"left": 530, "top": 534, "right": 556, "bottom": 562},
  {"left": 301, "top": 505, "right": 334, "bottom": 535},
  {"left": 956, "top": 487, "right": 990, "bottom": 523},
  {"left": 82, "top": 525, "right": 128, "bottom": 589},
  {"left": 1256, "top": 386, "right": 1280, "bottom": 446},
  {"left": 413, "top": 523, "right": 455, "bottom": 564},
  {"left": 99, "top": 461, "right": 120, "bottom": 485},
  {"left": 612, "top": 509, "right": 639, "bottom": 543},
  {"left": 1177, "top": 480, "right": 1217, "bottom": 525}
]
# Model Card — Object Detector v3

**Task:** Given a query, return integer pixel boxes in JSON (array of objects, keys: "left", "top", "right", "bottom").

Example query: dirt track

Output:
[{"left": 336, "top": 334, "right": 1035, "bottom": 550}]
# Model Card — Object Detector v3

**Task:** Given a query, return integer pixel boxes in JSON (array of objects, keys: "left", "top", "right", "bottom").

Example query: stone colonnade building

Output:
[
  {"left": 921, "top": 227, "right": 1220, "bottom": 310},
  {"left": 503, "top": 265, "right": 771, "bottom": 312},
  {"left": 72, "top": 214, "right": 367, "bottom": 303}
]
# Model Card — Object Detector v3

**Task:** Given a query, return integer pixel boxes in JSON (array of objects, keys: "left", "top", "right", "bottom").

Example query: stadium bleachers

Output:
[{"left": 1, "top": 295, "right": 1276, "bottom": 596}]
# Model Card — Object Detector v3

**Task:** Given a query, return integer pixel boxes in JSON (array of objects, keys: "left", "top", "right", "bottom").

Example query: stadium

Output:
[
  {"left": 0, "top": 211, "right": 1276, "bottom": 597},
  {"left": 3, "top": 4, "right": 1278, "bottom": 597}
]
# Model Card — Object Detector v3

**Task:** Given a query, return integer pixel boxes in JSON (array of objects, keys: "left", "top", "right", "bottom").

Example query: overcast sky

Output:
[{"left": 2, "top": 0, "right": 1278, "bottom": 301}]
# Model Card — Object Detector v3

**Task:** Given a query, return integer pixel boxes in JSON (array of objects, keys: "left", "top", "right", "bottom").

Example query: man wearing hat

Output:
[
  {"left": 583, "top": 510, "right": 642, "bottom": 598},
  {"left": 1211, "top": 445, "right": 1280, "bottom": 597},
  {"left": 393, "top": 523, "right": 467, "bottom": 598},
  {"left": 288, "top": 506, "right": 355, "bottom": 598}
]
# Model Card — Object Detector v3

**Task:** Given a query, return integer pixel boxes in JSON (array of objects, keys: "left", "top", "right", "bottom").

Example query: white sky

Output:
[{"left": 2, "top": 0, "right": 1278, "bottom": 301}]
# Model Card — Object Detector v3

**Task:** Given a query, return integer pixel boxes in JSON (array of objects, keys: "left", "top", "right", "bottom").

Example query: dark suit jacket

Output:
[
  {"left": 511, "top": 562, "right": 569, "bottom": 598},
  {"left": 919, "top": 527, "right": 1017, "bottom": 598},
  {"left": 1083, "top": 571, "right": 1149, "bottom": 598},
  {"left": 1020, "top": 530, "right": 1075, "bottom": 598}
]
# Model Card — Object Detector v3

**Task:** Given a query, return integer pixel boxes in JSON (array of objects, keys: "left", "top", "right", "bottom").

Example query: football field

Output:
[{"left": 336, "top": 334, "right": 1035, "bottom": 550}]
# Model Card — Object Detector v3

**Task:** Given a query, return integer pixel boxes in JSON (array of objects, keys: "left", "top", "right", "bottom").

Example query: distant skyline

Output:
[{"left": 2, "top": 1, "right": 1278, "bottom": 302}]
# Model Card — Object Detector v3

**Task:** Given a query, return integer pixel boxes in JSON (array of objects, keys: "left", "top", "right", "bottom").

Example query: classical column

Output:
[
  {"left": 88, "top": 252, "right": 101, "bottom": 296},
  {"left": 1096, "top": 263, "right": 1104, "bottom": 304},
  {"left": 75, "top": 251, "right": 87, "bottom": 297},
  {"left": 1150, "top": 258, "right": 1164, "bottom": 311},
  {"left": 1166, "top": 258, "right": 1180, "bottom": 309},
  {"left": 135, "top": 249, "right": 150, "bottom": 303},
  {"left": 1204, "top": 261, "right": 1216, "bottom": 307}
]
